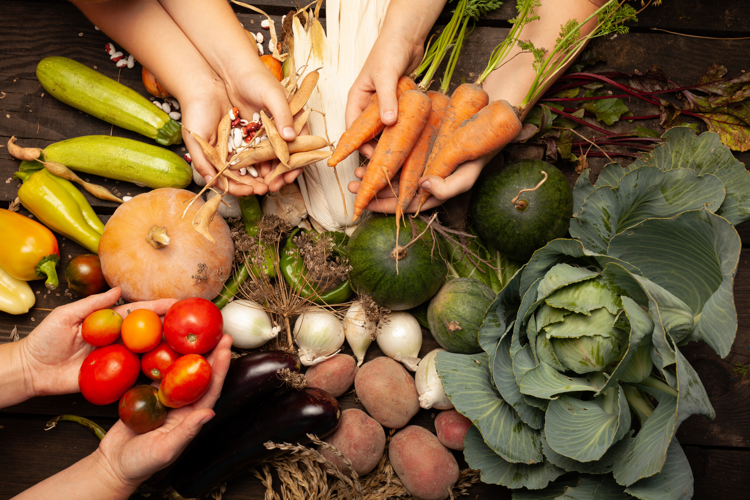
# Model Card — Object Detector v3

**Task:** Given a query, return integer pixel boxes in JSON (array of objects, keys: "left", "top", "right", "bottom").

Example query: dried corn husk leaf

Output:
[
  {"left": 262, "top": 183, "right": 307, "bottom": 227},
  {"left": 292, "top": 0, "right": 390, "bottom": 231}
]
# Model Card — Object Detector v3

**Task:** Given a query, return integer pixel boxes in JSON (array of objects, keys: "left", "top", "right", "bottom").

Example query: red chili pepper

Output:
[{"left": 0, "top": 208, "right": 60, "bottom": 289}]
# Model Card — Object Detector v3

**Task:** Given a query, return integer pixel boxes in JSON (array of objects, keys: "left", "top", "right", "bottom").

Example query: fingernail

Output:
[
  {"left": 205, "top": 175, "right": 213, "bottom": 183},
  {"left": 282, "top": 127, "right": 295, "bottom": 140},
  {"left": 422, "top": 181, "right": 431, "bottom": 192},
  {"left": 199, "top": 414, "right": 215, "bottom": 426},
  {"left": 383, "top": 111, "right": 396, "bottom": 122}
]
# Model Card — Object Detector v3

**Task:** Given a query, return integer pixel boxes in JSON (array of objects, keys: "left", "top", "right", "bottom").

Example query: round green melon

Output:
[
  {"left": 348, "top": 216, "right": 447, "bottom": 310},
  {"left": 469, "top": 160, "right": 573, "bottom": 261},
  {"left": 427, "top": 278, "right": 495, "bottom": 354}
]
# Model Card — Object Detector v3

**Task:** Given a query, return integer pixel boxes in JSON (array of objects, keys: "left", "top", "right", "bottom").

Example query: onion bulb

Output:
[
  {"left": 222, "top": 300, "right": 280, "bottom": 349},
  {"left": 415, "top": 349, "right": 453, "bottom": 410},
  {"left": 294, "top": 309, "right": 345, "bottom": 366},
  {"left": 376, "top": 312, "right": 422, "bottom": 371},
  {"left": 343, "top": 301, "right": 373, "bottom": 366}
]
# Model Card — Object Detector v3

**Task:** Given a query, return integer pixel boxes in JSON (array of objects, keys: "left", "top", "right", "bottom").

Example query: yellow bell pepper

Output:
[{"left": 0, "top": 264, "right": 35, "bottom": 315}]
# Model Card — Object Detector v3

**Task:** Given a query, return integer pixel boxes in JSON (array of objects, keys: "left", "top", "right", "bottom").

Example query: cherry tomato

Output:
[
  {"left": 122, "top": 309, "right": 163, "bottom": 353},
  {"left": 81, "top": 309, "right": 122, "bottom": 347},
  {"left": 163, "top": 298, "right": 223, "bottom": 355},
  {"left": 65, "top": 254, "right": 108, "bottom": 297},
  {"left": 141, "top": 341, "right": 180, "bottom": 380},
  {"left": 118, "top": 385, "right": 167, "bottom": 434},
  {"left": 157, "top": 354, "right": 212, "bottom": 408},
  {"left": 79, "top": 344, "right": 140, "bottom": 405}
]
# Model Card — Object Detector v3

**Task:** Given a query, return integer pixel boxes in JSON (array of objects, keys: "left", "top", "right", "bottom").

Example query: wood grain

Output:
[{"left": 2, "top": 1, "right": 750, "bottom": 499}]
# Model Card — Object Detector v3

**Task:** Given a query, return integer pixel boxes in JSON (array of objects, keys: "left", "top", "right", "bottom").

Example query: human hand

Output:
[
  {"left": 95, "top": 334, "right": 233, "bottom": 489},
  {"left": 347, "top": 154, "right": 492, "bottom": 213},
  {"left": 180, "top": 80, "right": 269, "bottom": 197},
  {"left": 18, "top": 287, "right": 176, "bottom": 399},
  {"left": 345, "top": 32, "right": 424, "bottom": 159}
]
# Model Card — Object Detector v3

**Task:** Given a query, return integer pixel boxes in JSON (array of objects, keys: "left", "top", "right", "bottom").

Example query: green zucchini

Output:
[
  {"left": 20, "top": 136, "right": 191, "bottom": 189},
  {"left": 37, "top": 56, "right": 182, "bottom": 146}
]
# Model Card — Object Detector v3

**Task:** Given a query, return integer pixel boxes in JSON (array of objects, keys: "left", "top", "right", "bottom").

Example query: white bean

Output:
[
  {"left": 126, "top": 55, "right": 135, "bottom": 69},
  {"left": 167, "top": 98, "right": 180, "bottom": 110},
  {"left": 233, "top": 128, "right": 242, "bottom": 148},
  {"left": 115, "top": 59, "right": 128, "bottom": 68},
  {"left": 110, "top": 51, "right": 123, "bottom": 61},
  {"left": 161, "top": 102, "right": 171, "bottom": 113},
  {"left": 239, "top": 167, "right": 247, "bottom": 176},
  {"left": 257, "top": 43, "right": 264, "bottom": 55},
  {"left": 249, "top": 167, "right": 259, "bottom": 178},
  {"left": 169, "top": 111, "right": 181, "bottom": 120}
]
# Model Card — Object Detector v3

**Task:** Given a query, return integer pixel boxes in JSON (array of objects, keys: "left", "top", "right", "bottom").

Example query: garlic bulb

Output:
[
  {"left": 222, "top": 300, "right": 280, "bottom": 349},
  {"left": 376, "top": 312, "right": 422, "bottom": 371},
  {"left": 207, "top": 190, "right": 242, "bottom": 219},
  {"left": 415, "top": 349, "right": 453, "bottom": 410},
  {"left": 262, "top": 183, "right": 308, "bottom": 227},
  {"left": 343, "top": 301, "right": 373, "bottom": 366},
  {"left": 294, "top": 309, "right": 345, "bottom": 366}
]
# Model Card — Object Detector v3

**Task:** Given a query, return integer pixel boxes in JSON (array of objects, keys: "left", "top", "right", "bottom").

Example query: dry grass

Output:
[{"left": 253, "top": 431, "right": 481, "bottom": 500}]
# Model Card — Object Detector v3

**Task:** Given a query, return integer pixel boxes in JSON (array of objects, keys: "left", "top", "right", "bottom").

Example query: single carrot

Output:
[
  {"left": 424, "top": 83, "right": 489, "bottom": 171},
  {"left": 416, "top": 100, "right": 523, "bottom": 210},
  {"left": 328, "top": 76, "right": 417, "bottom": 168},
  {"left": 352, "top": 90, "right": 432, "bottom": 222},
  {"left": 395, "top": 91, "right": 449, "bottom": 222}
]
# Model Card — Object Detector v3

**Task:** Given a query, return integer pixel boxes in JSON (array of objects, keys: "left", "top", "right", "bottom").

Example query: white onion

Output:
[
  {"left": 415, "top": 349, "right": 453, "bottom": 410},
  {"left": 207, "top": 190, "right": 242, "bottom": 218},
  {"left": 294, "top": 309, "right": 345, "bottom": 366},
  {"left": 222, "top": 300, "right": 279, "bottom": 349},
  {"left": 343, "top": 301, "right": 373, "bottom": 366},
  {"left": 376, "top": 312, "right": 422, "bottom": 371}
]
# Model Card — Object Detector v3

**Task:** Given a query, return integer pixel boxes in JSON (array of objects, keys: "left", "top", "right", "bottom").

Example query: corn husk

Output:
[{"left": 291, "top": 0, "right": 391, "bottom": 232}]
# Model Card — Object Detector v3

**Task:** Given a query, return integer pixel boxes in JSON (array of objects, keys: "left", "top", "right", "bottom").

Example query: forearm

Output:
[
  {"left": 0, "top": 341, "right": 34, "bottom": 408},
  {"left": 12, "top": 450, "right": 138, "bottom": 500},
  {"left": 72, "top": 0, "right": 225, "bottom": 104},
  {"left": 379, "top": 0, "right": 447, "bottom": 52},
  {"left": 157, "top": 0, "right": 267, "bottom": 85},
  {"left": 483, "top": 0, "right": 604, "bottom": 113}
]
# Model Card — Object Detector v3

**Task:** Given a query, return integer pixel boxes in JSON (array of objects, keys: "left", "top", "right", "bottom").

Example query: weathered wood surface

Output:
[{"left": 2, "top": 1, "right": 750, "bottom": 499}]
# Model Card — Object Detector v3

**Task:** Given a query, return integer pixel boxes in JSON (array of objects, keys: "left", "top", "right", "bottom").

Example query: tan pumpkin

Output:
[{"left": 99, "top": 188, "right": 234, "bottom": 302}]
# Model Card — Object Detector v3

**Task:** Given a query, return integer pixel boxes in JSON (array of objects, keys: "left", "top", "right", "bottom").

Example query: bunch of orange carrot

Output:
[{"left": 330, "top": 0, "right": 637, "bottom": 222}]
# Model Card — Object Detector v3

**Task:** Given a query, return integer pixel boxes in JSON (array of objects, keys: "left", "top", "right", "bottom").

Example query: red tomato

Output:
[
  {"left": 81, "top": 309, "right": 122, "bottom": 347},
  {"left": 79, "top": 345, "right": 140, "bottom": 405},
  {"left": 157, "top": 354, "right": 212, "bottom": 408},
  {"left": 122, "top": 309, "right": 163, "bottom": 353},
  {"left": 163, "top": 298, "right": 223, "bottom": 355},
  {"left": 141, "top": 341, "right": 180, "bottom": 380},
  {"left": 119, "top": 385, "right": 167, "bottom": 434}
]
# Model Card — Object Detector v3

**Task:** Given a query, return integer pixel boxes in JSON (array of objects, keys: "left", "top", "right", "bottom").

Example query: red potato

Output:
[
  {"left": 319, "top": 409, "right": 385, "bottom": 476},
  {"left": 435, "top": 409, "right": 472, "bottom": 451},
  {"left": 389, "top": 425, "right": 459, "bottom": 500},
  {"left": 354, "top": 356, "right": 419, "bottom": 429},
  {"left": 305, "top": 354, "right": 358, "bottom": 398}
]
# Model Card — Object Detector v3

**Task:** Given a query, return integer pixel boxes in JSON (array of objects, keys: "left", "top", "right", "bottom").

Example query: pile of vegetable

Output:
[{"left": 436, "top": 128, "right": 750, "bottom": 498}]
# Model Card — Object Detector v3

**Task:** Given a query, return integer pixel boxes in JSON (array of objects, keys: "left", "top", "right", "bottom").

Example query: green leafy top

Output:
[
  {"left": 476, "top": 0, "right": 540, "bottom": 85},
  {"left": 518, "top": 0, "right": 638, "bottom": 111}
]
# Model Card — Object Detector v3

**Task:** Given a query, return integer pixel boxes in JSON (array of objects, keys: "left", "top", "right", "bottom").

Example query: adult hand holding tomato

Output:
[
  {"left": 1, "top": 287, "right": 175, "bottom": 409},
  {"left": 97, "top": 334, "right": 233, "bottom": 487},
  {"left": 163, "top": 297, "right": 223, "bottom": 354}
]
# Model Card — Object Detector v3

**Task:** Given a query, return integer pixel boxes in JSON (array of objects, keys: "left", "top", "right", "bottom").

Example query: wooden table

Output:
[{"left": 1, "top": 1, "right": 749, "bottom": 498}]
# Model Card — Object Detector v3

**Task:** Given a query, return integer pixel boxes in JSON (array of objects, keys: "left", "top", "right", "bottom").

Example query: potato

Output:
[
  {"left": 354, "top": 356, "right": 419, "bottom": 429},
  {"left": 319, "top": 409, "right": 385, "bottom": 475},
  {"left": 306, "top": 354, "right": 358, "bottom": 397},
  {"left": 434, "top": 409, "right": 472, "bottom": 451},
  {"left": 389, "top": 425, "right": 459, "bottom": 500}
]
